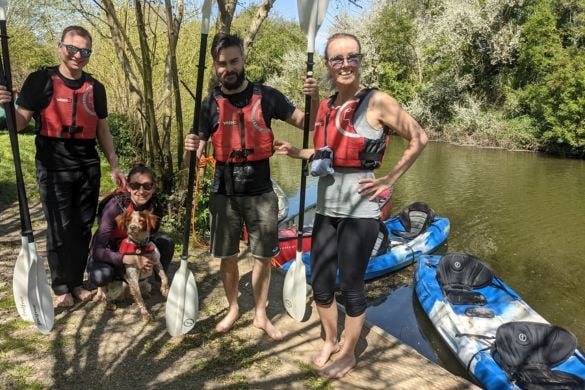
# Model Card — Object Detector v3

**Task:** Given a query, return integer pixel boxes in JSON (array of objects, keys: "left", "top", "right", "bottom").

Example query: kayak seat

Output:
[
  {"left": 436, "top": 253, "right": 494, "bottom": 306},
  {"left": 492, "top": 321, "right": 585, "bottom": 389},
  {"left": 370, "top": 220, "right": 390, "bottom": 258},
  {"left": 391, "top": 202, "right": 436, "bottom": 239}
]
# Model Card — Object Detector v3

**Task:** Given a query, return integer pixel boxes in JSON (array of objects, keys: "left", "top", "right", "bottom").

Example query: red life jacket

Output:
[
  {"left": 211, "top": 85, "right": 274, "bottom": 163},
  {"left": 313, "top": 89, "right": 389, "bottom": 170},
  {"left": 39, "top": 72, "right": 99, "bottom": 139}
]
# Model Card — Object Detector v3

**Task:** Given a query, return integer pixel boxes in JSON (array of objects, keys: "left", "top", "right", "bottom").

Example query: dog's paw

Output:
[
  {"left": 93, "top": 289, "right": 107, "bottom": 302},
  {"left": 160, "top": 285, "right": 169, "bottom": 300},
  {"left": 140, "top": 309, "right": 152, "bottom": 322}
]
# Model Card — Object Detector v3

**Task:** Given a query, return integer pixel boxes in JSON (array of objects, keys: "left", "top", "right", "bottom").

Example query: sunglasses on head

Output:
[
  {"left": 327, "top": 53, "right": 362, "bottom": 70},
  {"left": 128, "top": 182, "right": 154, "bottom": 191},
  {"left": 60, "top": 42, "right": 92, "bottom": 58}
]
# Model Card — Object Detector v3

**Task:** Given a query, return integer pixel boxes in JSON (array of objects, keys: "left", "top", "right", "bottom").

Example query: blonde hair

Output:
[{"left": 324, "top": 33, "right": 361, "bottom": 59}]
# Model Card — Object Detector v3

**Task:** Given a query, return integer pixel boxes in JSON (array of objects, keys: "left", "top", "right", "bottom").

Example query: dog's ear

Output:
[
  {"left": 146, "top": 212, "right": 158, "bottom": 231},
  {"left": 115, "top": 210, "right": 130, "bottom": 230}
]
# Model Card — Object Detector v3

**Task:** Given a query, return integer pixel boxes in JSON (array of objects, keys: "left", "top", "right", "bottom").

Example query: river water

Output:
[{"left": 271, "top": 125, "right": 585, "bottom": 377}]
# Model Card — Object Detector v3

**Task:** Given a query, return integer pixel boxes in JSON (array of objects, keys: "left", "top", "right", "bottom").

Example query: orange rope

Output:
[{"left": 191, "top": 156, "right": 215, "bottom": 248}]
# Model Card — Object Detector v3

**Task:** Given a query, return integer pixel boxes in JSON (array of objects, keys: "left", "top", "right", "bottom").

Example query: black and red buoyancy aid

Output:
[
  {"left": 39, "top": 71, "right": 99, "bottom": 139},
  {"left": 313, "top": 88, "right": 389, "bottom": 170},
  {"left": 211, "top": 85, "right": 274, "bottom": 163}
]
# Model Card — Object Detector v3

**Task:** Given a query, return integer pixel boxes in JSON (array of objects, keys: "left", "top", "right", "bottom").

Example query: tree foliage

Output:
[
  {"left": 344, "top": 0, "right": 583, "bottom": 154},
  {"left": 509, "top": 0, "right": 585, "bottom": 154}
]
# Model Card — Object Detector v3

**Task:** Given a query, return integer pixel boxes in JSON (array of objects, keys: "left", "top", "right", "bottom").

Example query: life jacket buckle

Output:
[{"left": 62, "top": 125, "right": 84, "bottom": 135}]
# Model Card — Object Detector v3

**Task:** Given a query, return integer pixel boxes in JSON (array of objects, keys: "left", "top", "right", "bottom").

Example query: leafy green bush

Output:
[
  {"left": 159, "top": 162, "right": 214, "bottom": 249},
  {"left": 107, "top": 113, "right": 143, "bottom": 166}
]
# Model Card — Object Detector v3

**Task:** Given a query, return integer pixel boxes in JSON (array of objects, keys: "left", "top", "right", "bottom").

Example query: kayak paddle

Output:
[
  {"left": 1, "top": 0, "right": 54, "bottom": 333},
  {"left": 283, "top": 0, "right": 329, "bottom": 322},
  {"left": 165, "top": 0, "right": 214, "bottom": 337}
]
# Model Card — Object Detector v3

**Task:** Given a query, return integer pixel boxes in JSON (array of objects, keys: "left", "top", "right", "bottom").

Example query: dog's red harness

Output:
[{"left": 118, "top": 239, "right": 156, "bottom": 255}]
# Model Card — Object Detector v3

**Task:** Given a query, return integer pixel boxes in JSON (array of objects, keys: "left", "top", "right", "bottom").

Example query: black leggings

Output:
[
  {"left": 310, "top": 214, "right": 379, "bottom": 317},
  {"left": 87, "top": 232, "right": 174, "bottom": 287}
]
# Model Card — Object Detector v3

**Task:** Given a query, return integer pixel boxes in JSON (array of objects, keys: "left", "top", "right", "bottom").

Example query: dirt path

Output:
[{"left": 0, "top": 201, "right": 476, "bottom": 389}]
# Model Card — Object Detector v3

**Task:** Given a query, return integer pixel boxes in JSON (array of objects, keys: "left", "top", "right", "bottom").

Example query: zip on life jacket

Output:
[
  {"left": 39, "top": 70, "right": 99, "bottom": 139},
  {"left": 313, "top": 88, "right": 389, "bottom": 170},
  {"left": 211, "top": 84, "right": 274, "bottom": 163}
]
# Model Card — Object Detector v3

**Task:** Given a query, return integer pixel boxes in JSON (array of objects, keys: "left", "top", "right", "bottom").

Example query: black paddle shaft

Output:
[
  {"left": 297, "top": 52, "right": 315, "bottom": 249},
  {"left": 181, "top": 32, "right": 208, "bottom": 259},
  {"left": 0, "top": 20, "right": 34, "bottom": 241}
]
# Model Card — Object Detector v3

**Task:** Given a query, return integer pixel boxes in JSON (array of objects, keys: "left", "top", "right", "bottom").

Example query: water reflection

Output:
[
  {"left": 366, "top": 284, "right": 472, "bottom": 381},
  {"left": 271, "top": 124, "right": 585, "bottom": 369}
]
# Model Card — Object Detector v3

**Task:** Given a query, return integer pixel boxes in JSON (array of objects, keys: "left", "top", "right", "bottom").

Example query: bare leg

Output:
[
  {"left": 320, "top": 312, "right": 365, "bottom": 379},
  {"left": 251, "top": 257, "right": 283, "bottom": 341},
  {"left": 216, "top": 256, "right": 240, "bottom": 333},
  {"left": 313, "top": 299, "right": 340, "bottom": 368}
]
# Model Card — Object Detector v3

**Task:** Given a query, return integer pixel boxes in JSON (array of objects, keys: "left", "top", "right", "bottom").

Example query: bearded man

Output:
[{"left": 184, "top": 33, "right": 317, "bottom": 340}]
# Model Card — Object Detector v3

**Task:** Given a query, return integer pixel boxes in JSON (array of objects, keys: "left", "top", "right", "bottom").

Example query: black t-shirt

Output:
[
  {"left": 16, "top": 66, "right": 108, "bottom": 170},
  {"left": 198, "top": 82, "right": 296, "bottom": 195}
]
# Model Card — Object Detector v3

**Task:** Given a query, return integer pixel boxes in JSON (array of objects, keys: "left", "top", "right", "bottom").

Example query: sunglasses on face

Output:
[
  {"left": 128, "top": 182, "right": 154, "bottom": 191},
  {"left": 327, "top": 53, "right": 363, "bottom": 70},
  {"left": 60, "top": 42, "right": 92, "bottom": 58}
]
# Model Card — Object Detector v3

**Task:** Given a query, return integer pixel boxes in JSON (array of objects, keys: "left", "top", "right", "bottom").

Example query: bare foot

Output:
[
  {"left": 72, "top": 286, "right": 94, "bottom": 302},
  {"left": 253, "top": 317, "right": 283, "bottom": 341},
  {"left": 54, "top": 293, "right": 74, "bottom": 308},
  {"left": 313, "top": 341, "right": 340, "bottom": 368},
  {"left": 93, "top": 288, "right": 107, "bottom": 302},
  {"left": 319, "top": 353, "right": 356, "bottom": 379},
  {"left": 215, "top": 307, "right": 239, "bottom": 333}
]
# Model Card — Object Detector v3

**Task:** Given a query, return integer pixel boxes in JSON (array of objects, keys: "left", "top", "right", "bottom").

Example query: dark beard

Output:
[{"left": 222, "top": 69, "right": 245, "bottom": 91}]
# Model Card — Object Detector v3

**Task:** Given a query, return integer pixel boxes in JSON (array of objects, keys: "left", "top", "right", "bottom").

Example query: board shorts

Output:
[{"left": 209, "top": 191, "right": 280, "bottom": 259}]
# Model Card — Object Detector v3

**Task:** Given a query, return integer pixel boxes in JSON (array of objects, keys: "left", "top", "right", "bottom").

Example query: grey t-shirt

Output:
[{"left": 316, "top": 91, "right": 386, "bottom": 218}]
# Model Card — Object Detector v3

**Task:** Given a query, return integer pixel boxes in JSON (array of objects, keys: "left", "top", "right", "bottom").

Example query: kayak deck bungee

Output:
[
  {"left": 415, "top": 253, "right": 585, "bottom": 389},
  {"left": 280, "top": 208, "right": 450, "bottom": 283}
]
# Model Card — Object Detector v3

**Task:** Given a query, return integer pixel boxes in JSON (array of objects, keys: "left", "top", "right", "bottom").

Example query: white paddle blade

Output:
[
  {"left": 166, "top": 260, "right": 198, "bottom": 337},
  {"left": 201, "top": 0, "right": 214, "bottom": 34},
  {"left": 297, "top": 0, "right": 330, "bottom": 53},
  {"left": 283, "top": 251, "right": 307, "bottom": 321},
  {"left": 0, "top": 0, "right": 7, "bottom": 21},
  {"left": 26, "top": 242, "right": 54, "bottom": 333},
  {"left": 13, "top": 237, "right": 33, "bottom": 322}
]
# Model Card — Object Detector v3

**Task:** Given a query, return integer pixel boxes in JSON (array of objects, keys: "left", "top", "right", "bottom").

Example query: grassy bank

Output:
[{"left": 0, "top": 131, "right": 120, "bottom": 211}]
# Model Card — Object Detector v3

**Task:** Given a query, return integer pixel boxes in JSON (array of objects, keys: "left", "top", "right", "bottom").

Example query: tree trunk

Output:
[
  {"left": 165, "top": 0, "right": 185, "bottom": 168},
  {"left": 243, "top": 0, "right": 275, "bottom": 58},
  {"left": 134, "top": 0, "right": 165, "bottom": 184},
  {"left": 216, "top": 0, "right": 237, "bottom": 34}
]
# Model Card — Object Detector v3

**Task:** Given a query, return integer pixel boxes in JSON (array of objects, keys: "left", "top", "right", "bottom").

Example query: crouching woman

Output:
[{"left": 87, "top": 164, "right": 174, "bottom": 287}]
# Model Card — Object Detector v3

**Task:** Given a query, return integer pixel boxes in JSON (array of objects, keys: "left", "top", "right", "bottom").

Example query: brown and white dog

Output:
[{"left": 95, "top": 209, "right": 170, "bottom": 321}]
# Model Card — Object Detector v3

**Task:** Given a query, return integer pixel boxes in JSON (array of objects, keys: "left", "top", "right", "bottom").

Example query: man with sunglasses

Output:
[{"left": 0, "top": 25, "right": 125, "bottom": 308}]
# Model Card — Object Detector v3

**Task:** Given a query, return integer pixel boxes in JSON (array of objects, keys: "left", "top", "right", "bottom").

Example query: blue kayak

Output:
[
  {"left": 415, "top": 253, "right": 585, "bottom": 389},
  {"left": 281, "top": 211, "right": 450, "bottom": 283}
]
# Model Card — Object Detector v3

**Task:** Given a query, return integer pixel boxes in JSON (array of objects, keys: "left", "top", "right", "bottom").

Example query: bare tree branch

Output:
[{"left": 243, "top": 0, "right": 275, "bottom": 59}]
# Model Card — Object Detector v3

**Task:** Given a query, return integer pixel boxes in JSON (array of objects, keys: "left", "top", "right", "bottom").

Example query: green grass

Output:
[
  {"left": 0, "top": 131, "right": 123, "bottom": 210},
  {"left": 0, "top": 131, "right": 38, "bottom": 206}
]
